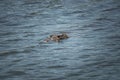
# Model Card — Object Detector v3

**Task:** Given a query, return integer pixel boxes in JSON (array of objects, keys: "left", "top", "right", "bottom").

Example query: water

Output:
[{"left": 0, "top": 0, "right": 120, "bottom": 80}]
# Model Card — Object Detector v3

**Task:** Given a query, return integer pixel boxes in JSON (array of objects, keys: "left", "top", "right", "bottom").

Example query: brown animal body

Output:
[{"left": 44, "top": 33, "right": 69, "bottom": 42}]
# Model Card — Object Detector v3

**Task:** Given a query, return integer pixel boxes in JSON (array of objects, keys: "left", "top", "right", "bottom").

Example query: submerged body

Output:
[{"left": 44, "top": 33, "right": 69, "bottom": 42}]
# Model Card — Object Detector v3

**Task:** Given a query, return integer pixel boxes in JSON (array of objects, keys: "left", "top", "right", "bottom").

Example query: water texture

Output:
[{"left": 0, "top": 0, "right": 120, "bottom": 80}]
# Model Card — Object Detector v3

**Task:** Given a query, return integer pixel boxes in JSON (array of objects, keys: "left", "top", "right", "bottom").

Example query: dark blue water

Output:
[{"left": 0, "top": 0, "right": 120, "bottom": 80}]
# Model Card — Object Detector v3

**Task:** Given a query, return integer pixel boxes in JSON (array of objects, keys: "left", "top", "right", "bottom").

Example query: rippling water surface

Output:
[{"left": 0, "top": 0, "right": 120, "bottom": 80}]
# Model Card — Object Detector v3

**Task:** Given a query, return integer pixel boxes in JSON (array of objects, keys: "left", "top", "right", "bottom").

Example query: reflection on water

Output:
[{"left": 0, "top": 0, "right": 120, "bottom": 80}]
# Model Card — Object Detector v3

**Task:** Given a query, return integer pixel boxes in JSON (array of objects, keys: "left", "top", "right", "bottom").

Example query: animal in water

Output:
[{"left": 44, "top": 33, "right": 69, "bottom": 42}]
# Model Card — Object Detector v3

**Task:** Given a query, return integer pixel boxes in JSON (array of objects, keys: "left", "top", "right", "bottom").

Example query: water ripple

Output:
[{"left": 0, "top": 0, "right": 120, "bottom": 80}]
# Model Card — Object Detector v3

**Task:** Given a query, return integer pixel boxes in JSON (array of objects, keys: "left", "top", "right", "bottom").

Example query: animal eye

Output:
[{"left": 57, "top": 36, "right": 60, "bottom": 37}]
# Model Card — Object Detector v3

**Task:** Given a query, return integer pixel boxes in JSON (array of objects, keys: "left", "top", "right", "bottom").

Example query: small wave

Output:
[
  {"left": 0, "top": 32, "right": 16, "bottom": 36},
  {"left": 79, "top": 54, "right": 91, "bottom": 59},
  {"left": 5, "top": 38, "right": 24, "bottom": 42},
  {"left": 19, "top": 25, "right": 37, "bottom": 29},
  {"left": 47, "top": 65, "right": 66, "bottom": 69},
  {"left": 0, "top": 49, "right": 20, "bottom": 56},
  {"left": 106, "top": 35, "right": 120, "bottom": 40},
  {"left": 23, "top": 33, "right": 35, "bottom": 37},
  {"left": 65, "top": 71, "right": 83, "bottom": 78},
  {"left": 54, "top": 47, "right": 68, "bottom": 50},
  {"left": 67, "top": 10, "right": 84, "bottom": 15},
  {"left": 96, "top": 17, "right": 113, "bottom": 22},
  {"left": 102, "top": 6, "right": 120, "bottom": 12},
  {"left": 22, "top": 1, "right": 42, "bottom": 5},
  {"left": 93, "top": 27, "right": 107, "bottom": 31},
  {"left": 7, "top": 70, "right": 27, "bottom": 75},
  {"left": 49, "top": 77, "right": 66, "bottom": 80}
]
